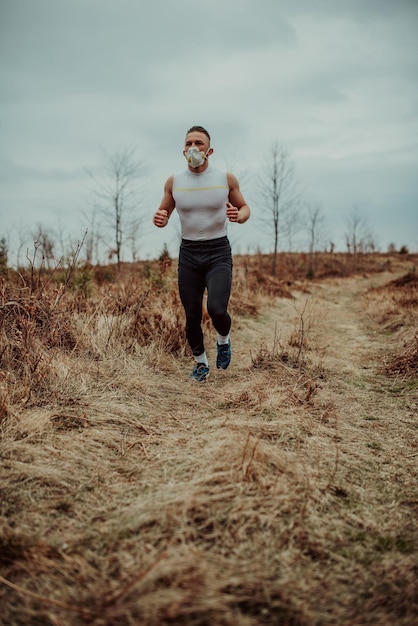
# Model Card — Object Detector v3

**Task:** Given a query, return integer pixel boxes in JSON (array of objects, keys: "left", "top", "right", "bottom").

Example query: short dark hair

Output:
[{"left": 186, "top": 125, "right": 211, "bottom": 143}]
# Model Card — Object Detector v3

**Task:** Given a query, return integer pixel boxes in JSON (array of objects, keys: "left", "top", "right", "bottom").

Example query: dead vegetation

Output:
[
  {"left": 0, "top": 251, "right": 417, "bottom": 625},
  {"left": 365, "top": 270, "right": 418, "bottom": 379}
]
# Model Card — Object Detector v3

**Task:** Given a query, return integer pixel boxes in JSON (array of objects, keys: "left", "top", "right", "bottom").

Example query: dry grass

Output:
[
  {"left": 0, "top": 252, "right": 417, "bottom": 625},
  {"left": 365, "top": 270, "right": 418, "bottom": 379}
]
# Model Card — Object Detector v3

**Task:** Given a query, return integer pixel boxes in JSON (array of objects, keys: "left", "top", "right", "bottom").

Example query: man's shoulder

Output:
[{"left": 172, "top": 170, "right": 188, "bottom": 184}]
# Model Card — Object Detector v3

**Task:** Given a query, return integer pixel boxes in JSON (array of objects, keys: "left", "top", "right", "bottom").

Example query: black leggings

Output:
[{"left": 178, "top": 237, "right": 233, "bottom": 356}]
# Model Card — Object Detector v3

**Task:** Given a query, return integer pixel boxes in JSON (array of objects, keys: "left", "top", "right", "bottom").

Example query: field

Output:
[{"left": 1, "top": 252, "right": 417, "bottom": 625}]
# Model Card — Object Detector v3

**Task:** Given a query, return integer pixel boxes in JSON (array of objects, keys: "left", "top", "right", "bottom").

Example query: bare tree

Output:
[
  {"left": 345, "top": 205, "right": 376, "bottom": 265},
  {"left": 257, "top": 142, "right": 302, "bottom": 275},
  {"left": 282, "top": 203, "right": 302, "bottom": 253},
  {"left": 14, "top": 227, "right": 29, "bottom": 269},
  {"left": 0, "top": 236, "right": 8, "bottom": 274},
  {"left": 82, "top": 207, "right": 102, "bottom": 265},
  {"left": 32, "top": 225, "right": 57, "bottom": 269},
  {"left": 89, "top": 147, "right": 146, "bottom": 270},
  {"left": 304, "top": 202, "right": 327, "bottom": 277},
  {"left": 127, "top": 218, "right": 142, "bottom": 263}
]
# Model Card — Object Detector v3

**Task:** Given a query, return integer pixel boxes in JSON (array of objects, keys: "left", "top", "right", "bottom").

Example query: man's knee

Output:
[{"left": 207, "top": 301, "right": 221, "bottom": 319}]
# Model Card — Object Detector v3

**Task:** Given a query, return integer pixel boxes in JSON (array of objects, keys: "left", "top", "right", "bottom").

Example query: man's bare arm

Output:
[
  {"left": 226, "top": 172, "right": 250, "bottom": 224},
  {"left": 153, "top": 176, "right": 175, "bottom": 227}
]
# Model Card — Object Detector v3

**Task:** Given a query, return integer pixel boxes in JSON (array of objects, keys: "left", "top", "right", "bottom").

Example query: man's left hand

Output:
[{"left": 226, "top": 202, "right": 239, "bottom": 222}]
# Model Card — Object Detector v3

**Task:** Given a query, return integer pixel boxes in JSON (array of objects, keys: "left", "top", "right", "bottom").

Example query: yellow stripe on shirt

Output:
[{"left": 173, "top": 185, "right": 228, "bottom": 192}]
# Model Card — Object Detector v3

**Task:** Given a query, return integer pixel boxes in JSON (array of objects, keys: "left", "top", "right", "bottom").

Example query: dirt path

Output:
[
  {"left": 190, "top": 266, "right": 417, "bottom": 543},
  {"left": 211, "top": 271, "right": 418, "bottom": 624},
  {"left": 256, "top": 270, "right": 417, "bottom": 484},
  {"left": 293, "top": 270, "right": 416, "bottom": 437}
]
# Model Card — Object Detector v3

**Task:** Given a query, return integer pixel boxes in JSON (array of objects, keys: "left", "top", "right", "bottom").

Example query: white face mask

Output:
[{"left": 185, "top": 146, "right": 209, "bottom": 168}]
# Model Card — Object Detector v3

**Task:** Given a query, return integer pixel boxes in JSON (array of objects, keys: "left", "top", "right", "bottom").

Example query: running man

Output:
[{"left": 153, "top": 125, "right": 250, "bottom": 381}]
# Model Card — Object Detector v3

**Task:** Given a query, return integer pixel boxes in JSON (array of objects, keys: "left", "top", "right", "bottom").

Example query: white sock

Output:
[
  {"left": 194, "top": 352, "right": 209, "bottom": 367},
  {"left": 217, "top": 333, "right": 230, "bottom": 345}
]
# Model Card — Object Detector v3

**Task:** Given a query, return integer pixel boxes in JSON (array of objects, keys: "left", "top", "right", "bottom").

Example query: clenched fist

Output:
[
  {"left": 153, "top": 209, "right": 169, "bottom": 228},
  {"left": 226, "top": 202, "right": 239, "bottom": 223}
]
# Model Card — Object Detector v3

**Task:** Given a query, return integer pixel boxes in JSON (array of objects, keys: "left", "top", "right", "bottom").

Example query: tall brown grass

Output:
[{"left": 1, "top": 250, "right": 417, "bottom": 625}]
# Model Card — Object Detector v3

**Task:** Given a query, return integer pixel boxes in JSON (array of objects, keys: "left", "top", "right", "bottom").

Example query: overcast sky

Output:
[{"left": 1, "top": 0, "right": 417, "bottom": 264}]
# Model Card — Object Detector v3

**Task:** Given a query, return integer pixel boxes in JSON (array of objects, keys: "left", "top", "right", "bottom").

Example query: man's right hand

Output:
[{"left": 153, "top": 209, "right": 169, "bottom": 228}]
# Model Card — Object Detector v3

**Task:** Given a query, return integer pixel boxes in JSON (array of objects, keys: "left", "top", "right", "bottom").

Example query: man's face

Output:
[{"left": 183, "top": 131, "right": 210, "bottom": 155}]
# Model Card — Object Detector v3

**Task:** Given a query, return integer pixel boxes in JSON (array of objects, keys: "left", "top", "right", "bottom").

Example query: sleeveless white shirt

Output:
[{"left": 172, "top": 166, "right": 229, "bottom": 241}]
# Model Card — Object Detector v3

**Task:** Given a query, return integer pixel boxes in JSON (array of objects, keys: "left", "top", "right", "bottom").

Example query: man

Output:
[{"left": 153, "top": 125, "right": 250, "bottom": 381}]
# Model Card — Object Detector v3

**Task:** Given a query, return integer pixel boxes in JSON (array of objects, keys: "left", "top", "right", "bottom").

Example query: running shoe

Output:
[
  {"left": 190, "top": 363, "right": 210, "bottom": 382},
  {"left": 216, "top": 339, "right": 231, "bottom": 370}
]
